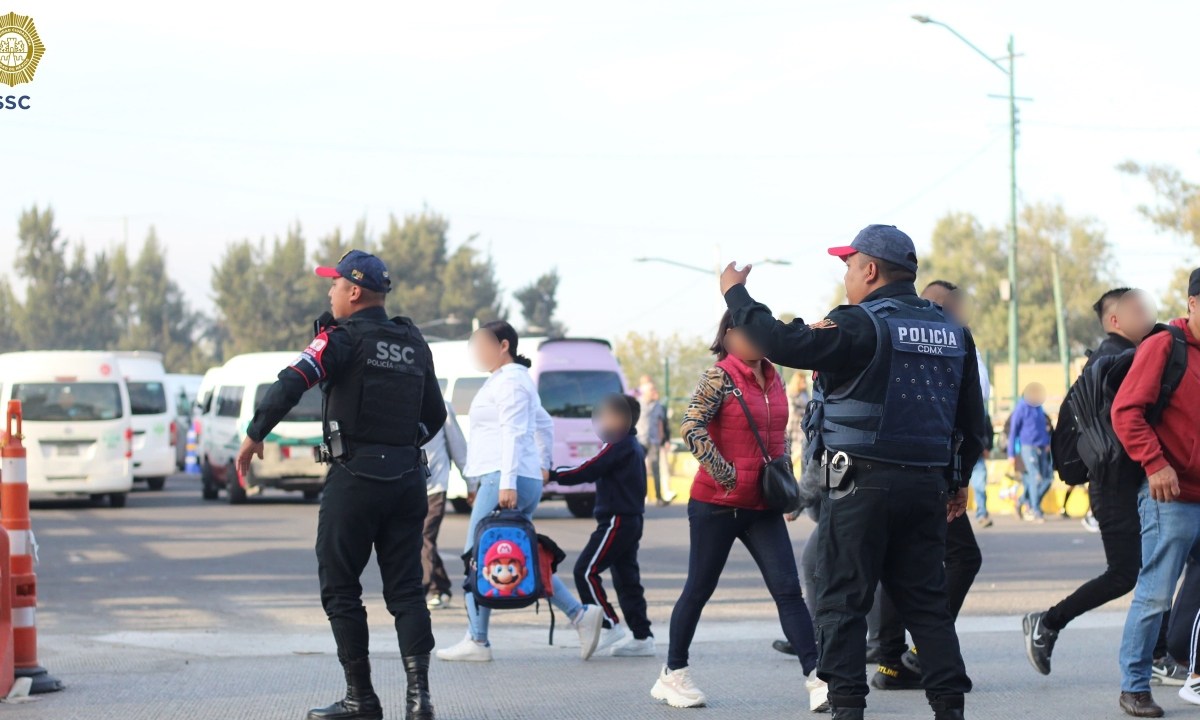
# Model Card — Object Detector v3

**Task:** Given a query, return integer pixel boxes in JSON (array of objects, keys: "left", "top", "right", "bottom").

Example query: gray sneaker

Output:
[{"left": 1151, "top": 656, "right": 1187, "bottom": 686}]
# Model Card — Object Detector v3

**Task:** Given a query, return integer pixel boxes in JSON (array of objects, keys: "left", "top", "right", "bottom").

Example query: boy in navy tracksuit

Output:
[{"left": 550, "top": 394, "right": 654, "bottom": 657}]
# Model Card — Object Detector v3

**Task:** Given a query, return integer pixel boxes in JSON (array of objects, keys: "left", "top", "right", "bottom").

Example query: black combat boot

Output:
[
  {"left": 403, "top": 654, "right": 434, "bottom": 720},
  {"left": 831, "top": 708, "right": 865, "bottom": 720},
  {"left": 307, "top": 657, "right": 384, "bottom": 720},
  {"left": 931, "top": 694, "right": 965, "bottom": 720}
]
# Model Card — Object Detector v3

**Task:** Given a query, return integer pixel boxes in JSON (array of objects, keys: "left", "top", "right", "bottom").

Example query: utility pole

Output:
[{"left": 1050, "top": 252, "right": 1071, "bottom": 393}]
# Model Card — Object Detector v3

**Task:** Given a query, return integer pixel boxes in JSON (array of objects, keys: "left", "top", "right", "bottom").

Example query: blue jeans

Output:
[
  {"left": 1118, "top": 484, "right": 1200, "bottom": 692},
  {"left": 1019, "top": 446, "right": 1053, "bottom": 519},
  {"left": 462, "top": 472, "right": 583, "bottom": 644},
  {"left": 970, "top": 458, "right": 989, "bottom": 519}
]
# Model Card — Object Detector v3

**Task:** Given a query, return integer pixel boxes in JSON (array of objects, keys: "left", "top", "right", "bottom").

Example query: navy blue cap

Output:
[
  {"left": 1190, "top": 268, "right": 1200, "bottom": 297},
  {"left": 828, "top": 224, "right": 919, "bottom": 273},
  {"left": 315, "top": 249, "right": 391, "bottom": 293}
]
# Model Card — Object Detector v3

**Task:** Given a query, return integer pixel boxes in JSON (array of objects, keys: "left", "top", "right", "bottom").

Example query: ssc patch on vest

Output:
[{"left": 889, "top": 320, "right": 965, "bottom": 357}]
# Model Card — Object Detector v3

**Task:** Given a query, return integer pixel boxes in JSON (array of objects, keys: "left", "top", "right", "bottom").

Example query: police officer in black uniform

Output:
[
  {"left": 237, "top": 250, "right": 447, "bottom": 720},
  {"left": 719, "top": 225, "right": 985, "bottom": 720}
]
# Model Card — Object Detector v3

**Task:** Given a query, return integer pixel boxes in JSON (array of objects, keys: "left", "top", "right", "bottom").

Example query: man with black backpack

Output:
[
  {"left": 1111, "top": 271, "right": 1200, "bottom": 718},
  {"left": 1023, "top": 288, "right": 1184, "bottom": 684}
]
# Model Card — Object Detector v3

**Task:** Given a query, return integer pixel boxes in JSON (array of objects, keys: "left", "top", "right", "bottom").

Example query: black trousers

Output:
[
  {"left": 574, "top": 513, "right": 653, "bottom": 640},
  {"left": 422, "top": 491, "right": 452, "bottom": 596},
  {"left": 1167, "top": 558, "right": 1199, "bottom": 673},
  {"left": 316, "top": 465, "right": 434, "bottom": 662},
  {"left": 643, "top": 443, "right": 669, "bottom": 500},
  {"left": 878, "top": 511, "right": 982, "bottom": 663},
  {"left": 1044, "top": 477, "right": 1170, "bottom": 657},
  {"left": 669, "top": 499, "right": 819, "bottom": 674},
  {"left": 814, "top": 462, "right": 970, "bottom": 711}
]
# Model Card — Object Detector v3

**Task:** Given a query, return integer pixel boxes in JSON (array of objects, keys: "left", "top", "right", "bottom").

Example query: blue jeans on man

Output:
[
  {"left": 1019, "top": 445, "right": 1053, "bottom": 519},
  {"left": 970, "top": 458, "right": 989, "bottom": 520},
  {"left": 1118, "top": 483, "right": 1200, "bottom": 692}
]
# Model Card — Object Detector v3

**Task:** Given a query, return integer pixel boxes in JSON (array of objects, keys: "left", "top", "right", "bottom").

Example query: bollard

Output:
[{"left": 0, "top": 401, "right": 61, "bottom": 694}]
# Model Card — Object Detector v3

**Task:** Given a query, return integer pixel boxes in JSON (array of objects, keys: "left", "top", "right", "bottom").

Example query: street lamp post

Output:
[
  {"left": 634, "top": 257, "right": 793, "bottom": 275},
  {"left": 913, "top": 15, "right": 1023, "bottom": 408}
]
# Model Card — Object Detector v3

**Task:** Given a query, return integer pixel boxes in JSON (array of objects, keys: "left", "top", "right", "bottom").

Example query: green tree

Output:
[
  {"left": 14, "top": 205, "right": 71, "bottom": 348},
  {"left": 376, "top": 211, "right": 448, "bottom": 324},
  {"left": 120, "top": 229, "right": 207, "bottom": 371},
  {"left": 614, "top": 331, "right": 714, "bottom": 424},
  {"left": 212, "top": 239, "right": 270, "bottom": 358},
  {"left": 514, "top": 269, "right": 564, "bottom": 336},
  {"left": 919, "top": 204, "right": 1114, "bottom": 362},
  {"left": 439, "top": 239, "right": 504, "bottom": 339},
  {"left": 0, "top": 279, "right": 23, "bottom": 351},
  {"left": 1117, "top": 161, "right": 1200, "bottom": 245},
  {"left": 1159, "top": 266, "right": 1193, "bottom": 321}
]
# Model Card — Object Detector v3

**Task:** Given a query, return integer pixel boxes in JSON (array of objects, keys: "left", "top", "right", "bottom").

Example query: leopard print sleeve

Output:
[{"left": 681, "top": 366, "right": 737, "bottom": 491}]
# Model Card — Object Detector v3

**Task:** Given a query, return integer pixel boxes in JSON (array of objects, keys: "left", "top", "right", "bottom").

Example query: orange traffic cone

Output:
[{"left": 1, "top": 400, "right": 61, "bottom": 693}]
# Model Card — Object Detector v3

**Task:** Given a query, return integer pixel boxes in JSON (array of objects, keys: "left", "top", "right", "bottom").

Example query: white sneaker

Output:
[
  {"left": 612, "top": 636, "right": 657, "bottom": 657},
  {"left": 594, "top": 623, "right": 627, "bottom": 655},
  {"left": 574, "top": 605, "right": 605, "bottom": 660},
  {"left": 806, "top": 673, "right": 830, "bottom": 713},
  {"left": 435, "top": 634, "right": 493, "bottom": 662},
  {"left": 1181, "top": 675, "right": 1200, "bottom": 706},
  {"left": 651, "top": 665, "right": 707, "bottom": 708}
]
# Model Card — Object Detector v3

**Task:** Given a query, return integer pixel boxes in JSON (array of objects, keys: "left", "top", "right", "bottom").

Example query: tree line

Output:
[{"left": 1, "top": 206, "right": 563, "bottom": 372}]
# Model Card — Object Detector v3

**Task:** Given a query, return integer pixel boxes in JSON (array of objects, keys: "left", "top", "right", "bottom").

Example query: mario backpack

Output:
[{"left": 464, "top": 508, "right": 544, "bottom": 610}]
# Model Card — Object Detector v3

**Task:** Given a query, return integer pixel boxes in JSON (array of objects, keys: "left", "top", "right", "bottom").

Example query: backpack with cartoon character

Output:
[{"left": 464, "top": 507, "right": 544, "bottom": 609}]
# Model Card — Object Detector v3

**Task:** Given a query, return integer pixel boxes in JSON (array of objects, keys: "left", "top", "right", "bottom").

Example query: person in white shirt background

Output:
[
  {"left": 421, "top": 400, "right": 468, "bottom": 610},
  {"left": 436, "top": 320, "right": 605, "bottom": 663}
]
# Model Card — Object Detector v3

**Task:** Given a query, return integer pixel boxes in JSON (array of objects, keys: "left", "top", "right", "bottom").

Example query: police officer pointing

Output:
[
  {"left": 719, "top": 225, "right": 985, "bottom": 720},
  {"left": 237, "top": 250, "right": 447, "bottom": 720}
]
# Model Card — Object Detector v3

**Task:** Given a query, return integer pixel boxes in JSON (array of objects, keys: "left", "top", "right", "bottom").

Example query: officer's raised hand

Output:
[
  {"left": 719, "top": 261, "right": 752, "bottom": 295},
  {"left": 499, "top": 488, "right": 518, "bottom": 509},
  {"left": 236, "top": 436, "right": 264, "bottom": 480}
]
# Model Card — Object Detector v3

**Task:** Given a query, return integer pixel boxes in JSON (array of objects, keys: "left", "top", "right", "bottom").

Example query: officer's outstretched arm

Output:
[{"left": 723, "top": 284, "right": 871, "bottom": 372}]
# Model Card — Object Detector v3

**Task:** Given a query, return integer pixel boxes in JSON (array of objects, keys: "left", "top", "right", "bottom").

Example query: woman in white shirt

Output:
[{"left": 436, "top": 321, "right": 605, "bottom": 662}]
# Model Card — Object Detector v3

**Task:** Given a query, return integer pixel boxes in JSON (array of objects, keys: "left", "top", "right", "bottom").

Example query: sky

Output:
[{"left": 6, "top": 1, "right": 1200, "bottom": 344}]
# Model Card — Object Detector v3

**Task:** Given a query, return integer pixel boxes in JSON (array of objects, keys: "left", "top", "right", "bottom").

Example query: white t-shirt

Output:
[{"left": 463, "top": 363, "right": 553, "bottom": 490}]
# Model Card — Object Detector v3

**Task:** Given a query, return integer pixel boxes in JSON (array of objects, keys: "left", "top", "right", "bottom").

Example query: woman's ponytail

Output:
[{"left": 481, "top": 320, "right": 531, "bottom": 367}]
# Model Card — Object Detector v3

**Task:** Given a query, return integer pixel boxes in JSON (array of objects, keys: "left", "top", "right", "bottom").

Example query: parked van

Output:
[
  {"left": 534, "top": 338, "right": 627, "bottom": 517},
  {"left": 117, "top": 352, "right": 175, "bottom": 491},
  {"left": 429, "top": 336, "right": 626, "bottom": 517},
  {"left": 198, "top": 352, "right": 324, "bottom": 503},
  {"left": 164, "top": 373, "right": 202, "bottom": 470},
  {"left": 0, "top": 351, "right": 134, "bottom": 507}
]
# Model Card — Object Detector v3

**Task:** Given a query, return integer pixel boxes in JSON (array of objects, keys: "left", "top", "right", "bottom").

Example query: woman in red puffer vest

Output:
[{"left": 651, "top": 311, "right": 826, "bottom": 712}]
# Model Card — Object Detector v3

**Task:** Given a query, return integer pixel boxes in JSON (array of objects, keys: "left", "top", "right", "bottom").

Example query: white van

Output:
[
  {"left": 0, "top": 351, "right": 134, "bottom": 507},
  {"left": 164, "top": 373, "right": 202, "bottom": 470},
  {"left": 198, "top": 352, "right": 325, "bottom": 503},
  {"left": 428, "top": 340, "right": 488, "bottom": 513},
  {"left": 117, "top": 352, "right": 175, "bottom": 491}
]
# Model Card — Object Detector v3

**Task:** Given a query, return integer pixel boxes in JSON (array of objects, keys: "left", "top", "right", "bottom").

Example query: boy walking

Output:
[{"left": 550, "top": 393, "right": 655, "bottom": 657}]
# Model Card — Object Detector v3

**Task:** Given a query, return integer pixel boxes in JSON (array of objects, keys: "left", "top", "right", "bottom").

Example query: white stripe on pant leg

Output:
[
  {"left": 1189, "top": 605, "right": 1200, "bottom": 673},
  {"left": 586, "top": 517, "right": 617, "bottom": 621}
]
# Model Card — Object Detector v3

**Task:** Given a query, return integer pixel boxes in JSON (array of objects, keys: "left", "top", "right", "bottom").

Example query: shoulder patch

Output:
[{"left": 809, "top": 319, "right": 838, "bottom": 330}]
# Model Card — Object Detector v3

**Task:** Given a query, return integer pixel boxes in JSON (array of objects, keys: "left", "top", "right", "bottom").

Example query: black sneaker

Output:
[
  {"left": 902, "top": 648, "right": 921, "bottom": 676},
  {"left": 1023, "top": 610, "right": 1058, "bottom": 675},
  {"left": 1150, "top": 656, "right": 1187, "bottom": 686},
  {"left": 771, "top": 639, "right": 797, "bottom": 656},
  {"left": 870, "top": 662, "right": 923, "bottom": 690}
]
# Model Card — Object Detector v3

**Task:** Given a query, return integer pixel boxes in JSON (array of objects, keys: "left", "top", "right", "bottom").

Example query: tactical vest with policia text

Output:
[
  {"left": 323, "top": 315, "right": 430, "bottom": 452},
  {"left": 816, "top": 297, "right": 967, "bottom": 467}
]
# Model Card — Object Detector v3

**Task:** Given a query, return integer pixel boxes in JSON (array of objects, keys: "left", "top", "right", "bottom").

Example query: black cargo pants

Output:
[
  {"left": 814, "top": 460, "right": 971, "bottom": 712},
  {"left": 315, "top": 463, "right": 434, "bottom": 662}
]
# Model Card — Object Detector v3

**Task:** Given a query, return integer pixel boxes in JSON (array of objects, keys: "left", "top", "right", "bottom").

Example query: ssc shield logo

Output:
[{"left": 0, "top": 12, "right": 46, "bottom": 87}]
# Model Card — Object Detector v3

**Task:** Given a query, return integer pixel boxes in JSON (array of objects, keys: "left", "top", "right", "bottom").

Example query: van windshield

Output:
[
  {"left": 128, "top": 381, "right": 168, "bottom": 415},
  {"left": 255, "top": 384, "right": 323, "bottom": 423},
  {"left": 537, "top": 371, "right": 623, "bottom": 419},
  {"left": 15, "top": 382, "right": 124, "bottom": 421}
]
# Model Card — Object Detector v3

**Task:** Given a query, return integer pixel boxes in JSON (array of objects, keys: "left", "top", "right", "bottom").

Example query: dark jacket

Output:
[
  {"left": 551, "top": 429, "right": 646, "bottom": 517},
  {"left": 247, "top": 305, "right": 446, "bottom": 445},
  {"left": 1084, "top": 333, "right": 1136, "bottom": 371},
  {"left": 724, "top": 281, "right": 986, "bottom": 481}
]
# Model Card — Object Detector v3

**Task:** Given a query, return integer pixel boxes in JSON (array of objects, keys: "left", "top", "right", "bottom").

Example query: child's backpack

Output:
[
  {"left": 464, "top": 507, "right": 543, "bottom": 609},
  {"left": 462, "top": 508, "right": 568, "bottom": 644}
]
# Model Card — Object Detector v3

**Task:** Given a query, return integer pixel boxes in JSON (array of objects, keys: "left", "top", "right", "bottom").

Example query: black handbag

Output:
[{"left": 730, "top": 387, "right": 802, "bottom": 514}]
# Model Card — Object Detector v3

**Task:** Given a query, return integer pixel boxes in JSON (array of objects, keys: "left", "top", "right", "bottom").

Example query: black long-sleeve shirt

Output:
[
  {"left": 246, "top": 306, "right": 446, "bottom": 446},
  {"left": 723, "top": 281, "right": 986, "bottom": 482},
  {"left": 550, "top": 429, "right": 646, "bottom": 517}
]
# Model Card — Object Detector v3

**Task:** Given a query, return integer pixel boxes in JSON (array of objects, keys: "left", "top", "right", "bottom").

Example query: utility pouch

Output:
[
  {"left": 328, "top": 420, "right": 346, "bottom": 460},
  {"left": 944, "top": 429, "right": 964, "bottom": 491}
]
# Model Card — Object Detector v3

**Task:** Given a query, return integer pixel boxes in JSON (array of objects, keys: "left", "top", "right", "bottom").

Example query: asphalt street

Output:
[{"left": 9, "top": 474, "right": 1191, "bottom": 719}]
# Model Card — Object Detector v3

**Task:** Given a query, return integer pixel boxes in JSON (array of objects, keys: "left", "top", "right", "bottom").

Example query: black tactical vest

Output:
[
  {"left": 819, "top": 297, "right": 967, "bottom": 467},
  {"left": 323, "top": 316, "right": 430, "bottom": 448}
]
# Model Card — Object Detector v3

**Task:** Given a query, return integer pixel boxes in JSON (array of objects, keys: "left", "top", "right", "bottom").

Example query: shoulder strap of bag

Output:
[
  {"left": 730, "top": 386, "right": 771, "bottom": 462},
  {"left": 1147, "top": 325, "right": 1189, "bottom": 426}
]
